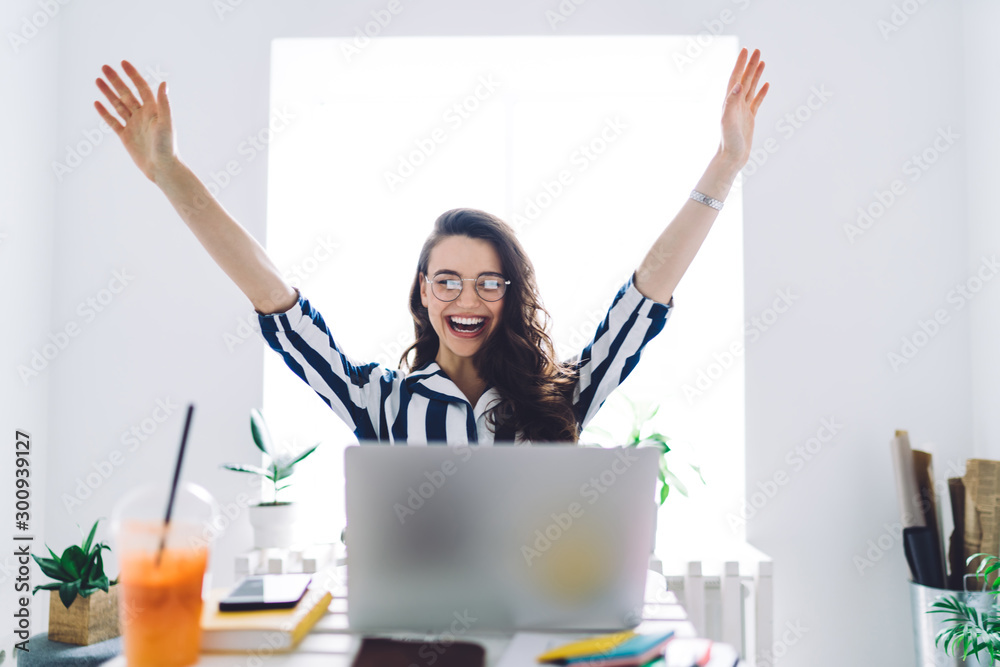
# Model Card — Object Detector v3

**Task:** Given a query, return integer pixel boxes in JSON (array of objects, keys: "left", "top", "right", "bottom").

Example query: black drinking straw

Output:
[{"left": 155, "top": 403, "right": 195, "bottom": 567}]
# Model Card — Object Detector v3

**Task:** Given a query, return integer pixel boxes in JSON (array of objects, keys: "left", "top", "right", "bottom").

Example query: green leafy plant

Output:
[
  {"left": 30, "top": 518, "right": 117, "bottom": 609},
  {"left": 221, "top": 408, "right": 320, "bottom": 504},
  {"left": 928, "top": 552, "right": 1000, "bottom": 663},
  {"left": 582, "top": 394, "right": 705, "bottom": 505}
]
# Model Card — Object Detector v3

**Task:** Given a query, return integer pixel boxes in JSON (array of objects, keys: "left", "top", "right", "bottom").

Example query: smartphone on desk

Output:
[{"left": 218, "top": 573, "right": 312, "bottom": 612}]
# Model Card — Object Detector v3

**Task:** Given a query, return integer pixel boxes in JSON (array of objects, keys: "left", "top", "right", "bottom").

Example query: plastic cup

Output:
[{"left": 111, "top": 482, "right": 219, "bottom": 667}]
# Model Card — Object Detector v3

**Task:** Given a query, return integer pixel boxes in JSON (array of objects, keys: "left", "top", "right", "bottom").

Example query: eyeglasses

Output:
[{"left": 425, "top": 272, "right": 510, "bottom": 302}]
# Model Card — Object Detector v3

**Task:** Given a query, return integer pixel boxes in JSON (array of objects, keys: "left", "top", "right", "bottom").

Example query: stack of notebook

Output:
[
  {"left": 199, "top": 583, "right": 332, "bottom": 652},
  {"left": 536, "top": 630, "right": 675, "bottom": 666}
]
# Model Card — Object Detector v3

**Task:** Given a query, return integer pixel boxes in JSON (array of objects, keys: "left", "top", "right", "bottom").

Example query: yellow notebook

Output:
[
  {"left": 536, "top": 631, "right": 637, "bottom": 663},
  {"left": 200, "top": 584, "right": 333, "bottom": 652}
]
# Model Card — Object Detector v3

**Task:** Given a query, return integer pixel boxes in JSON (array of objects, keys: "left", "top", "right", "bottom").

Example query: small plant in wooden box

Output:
[{"left": 31, "top": 518, "right": 121, "bottom": 645}]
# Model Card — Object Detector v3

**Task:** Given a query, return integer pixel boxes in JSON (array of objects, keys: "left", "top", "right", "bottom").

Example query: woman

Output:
[{"left": 94, "top": 48, "right": 769, "bottom": 444}]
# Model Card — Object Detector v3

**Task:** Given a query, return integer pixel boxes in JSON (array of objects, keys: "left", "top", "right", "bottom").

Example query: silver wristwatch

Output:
[{"left": 689, "top": 189, "right": 724, "bottom": 211}]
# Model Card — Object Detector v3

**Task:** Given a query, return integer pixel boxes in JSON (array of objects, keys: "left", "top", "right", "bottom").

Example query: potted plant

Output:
[
  {"left": 928, "top": 552, "right": 1000, "bottom": 663},
  {"left": 221, "top": 408, "right": 320, "bottom": 548},
  {"left": 581, "top": 393, "right": 705, "bottom": 564},
  {"left": 581, "top": 393, "right": 705, "bottom": 506},
  {"left": 31, "top": 518, "right": 120, "bottom": 645}
]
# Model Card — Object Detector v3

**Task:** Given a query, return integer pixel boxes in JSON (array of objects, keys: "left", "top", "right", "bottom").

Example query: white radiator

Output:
[{"left": 656, "top": 549, "right": 774, "bottom": 666}]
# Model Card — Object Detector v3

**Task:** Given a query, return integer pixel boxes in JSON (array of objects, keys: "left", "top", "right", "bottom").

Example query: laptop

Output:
[{"left": 344, "top": 442, "right": 660, "bottom": 632}]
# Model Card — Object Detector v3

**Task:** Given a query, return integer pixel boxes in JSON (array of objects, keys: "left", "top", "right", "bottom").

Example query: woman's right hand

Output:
[{"left": 94, "top": 60, "right": 177, "bottom": 183}]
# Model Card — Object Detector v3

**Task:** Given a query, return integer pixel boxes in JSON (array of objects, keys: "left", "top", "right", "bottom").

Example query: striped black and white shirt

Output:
[{"left": 257, "top": 271, "right": 673, "bottom": 445}]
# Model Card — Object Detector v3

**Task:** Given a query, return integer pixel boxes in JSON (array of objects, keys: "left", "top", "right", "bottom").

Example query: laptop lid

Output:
[{"left": 344, "top": 443, "right": 659, "bottom": 632}]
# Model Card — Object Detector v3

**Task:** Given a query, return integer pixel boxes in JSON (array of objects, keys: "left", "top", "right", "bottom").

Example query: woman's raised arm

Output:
[
  {"left": 633, "top": 47, "right": 770, "bottom": 305},
  {"left": 94, "top": 60, "right": 298, "bottom": 315}
]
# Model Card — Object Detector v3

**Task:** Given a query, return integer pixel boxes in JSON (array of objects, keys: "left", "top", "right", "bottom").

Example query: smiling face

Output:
[{"left": 419, "top": 235, "right": 505, "bottom": 364}]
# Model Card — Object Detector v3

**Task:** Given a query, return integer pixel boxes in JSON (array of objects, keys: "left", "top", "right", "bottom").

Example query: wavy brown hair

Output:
[{"left": 398, "top": 208, "right": 579, "bottom": 442}]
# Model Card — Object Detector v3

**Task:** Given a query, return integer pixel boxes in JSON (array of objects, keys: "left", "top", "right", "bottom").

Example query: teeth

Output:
[{"left": 449, "top": 316, "right": 485, "bottom": 325}]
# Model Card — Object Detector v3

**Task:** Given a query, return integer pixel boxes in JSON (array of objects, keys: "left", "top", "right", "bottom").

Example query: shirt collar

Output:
[
  {"left": 406, "top": 361, "right": 499, "bottom": 414},
  {"left": 405, "top": 361, "right": 465, "bottom": 404},
  {"left": 407, "top": 359, "right": 442, "bottom": 379}
]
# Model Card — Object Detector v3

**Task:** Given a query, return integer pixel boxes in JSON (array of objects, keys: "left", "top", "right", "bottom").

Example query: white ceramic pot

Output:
[{"left": 247, "top": 502, "right": 298, "bottom": 548}]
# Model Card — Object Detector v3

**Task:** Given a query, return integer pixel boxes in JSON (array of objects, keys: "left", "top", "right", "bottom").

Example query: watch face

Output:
[{"left": 691, "top": 191, "right": 722, "bottom": 209}]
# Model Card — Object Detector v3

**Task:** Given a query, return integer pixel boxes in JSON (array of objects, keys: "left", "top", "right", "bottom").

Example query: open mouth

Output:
[{"left": 446, "top": 315, "right": 487, "bottom": 337}]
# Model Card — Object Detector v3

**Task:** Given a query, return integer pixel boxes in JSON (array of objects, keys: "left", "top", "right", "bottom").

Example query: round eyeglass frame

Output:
[{"left": 424, "top": 273, "right": 511, "bottom": 302}]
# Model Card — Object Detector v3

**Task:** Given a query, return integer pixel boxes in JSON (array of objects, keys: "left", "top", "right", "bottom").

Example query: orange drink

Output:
[
  {"left": 118, "top": 522, "right": 208, "bottom": 667},
  {"left": 112, "top": 483, "right": 219, "bottom": 667}
]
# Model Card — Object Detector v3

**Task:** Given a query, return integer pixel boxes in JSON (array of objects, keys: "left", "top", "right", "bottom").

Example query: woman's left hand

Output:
[{"left": 719, "top": 47, "right": 770, "bottom": 169}]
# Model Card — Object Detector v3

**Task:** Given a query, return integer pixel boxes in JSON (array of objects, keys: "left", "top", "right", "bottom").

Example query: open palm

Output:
[
  {"left": 719, "top": 48, "right": 769, "bottom": 168},
  {"left": 94, "top": 60, "right": 176, "bottom": 183}
]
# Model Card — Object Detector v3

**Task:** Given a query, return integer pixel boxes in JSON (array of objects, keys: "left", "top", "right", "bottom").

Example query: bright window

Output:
[{"left": 263, "top": 35, "right": 745, "bottom": 551}]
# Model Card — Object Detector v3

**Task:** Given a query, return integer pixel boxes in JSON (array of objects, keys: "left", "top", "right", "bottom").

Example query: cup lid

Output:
[{"left": 110, "top": 481, "right": 220, "bottom": 549}]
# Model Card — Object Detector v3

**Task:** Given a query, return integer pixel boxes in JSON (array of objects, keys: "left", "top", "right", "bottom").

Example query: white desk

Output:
[{"left": 103, "top": 566, "right": 741, "bottom": 666}]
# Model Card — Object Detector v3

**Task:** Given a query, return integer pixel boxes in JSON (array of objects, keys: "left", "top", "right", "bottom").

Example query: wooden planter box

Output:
[{"left": 48, "top": 584, "right": 121, "bottom": 645}]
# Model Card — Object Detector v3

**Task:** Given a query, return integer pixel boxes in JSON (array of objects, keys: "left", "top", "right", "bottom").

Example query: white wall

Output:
[
  {"left": 4, "top": 0, "right": 980, "bottom": 664},
  {"left": 1, "top": 0, "right": 58, "bottom": 648},
  {"left": 965, "top": 0, "right": 1000, "bottom": 461}
]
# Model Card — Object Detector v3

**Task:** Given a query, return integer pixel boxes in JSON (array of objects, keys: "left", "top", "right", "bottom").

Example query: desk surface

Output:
[{"left": 103, "top": 567, "right": 738, "bottom": 666}]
